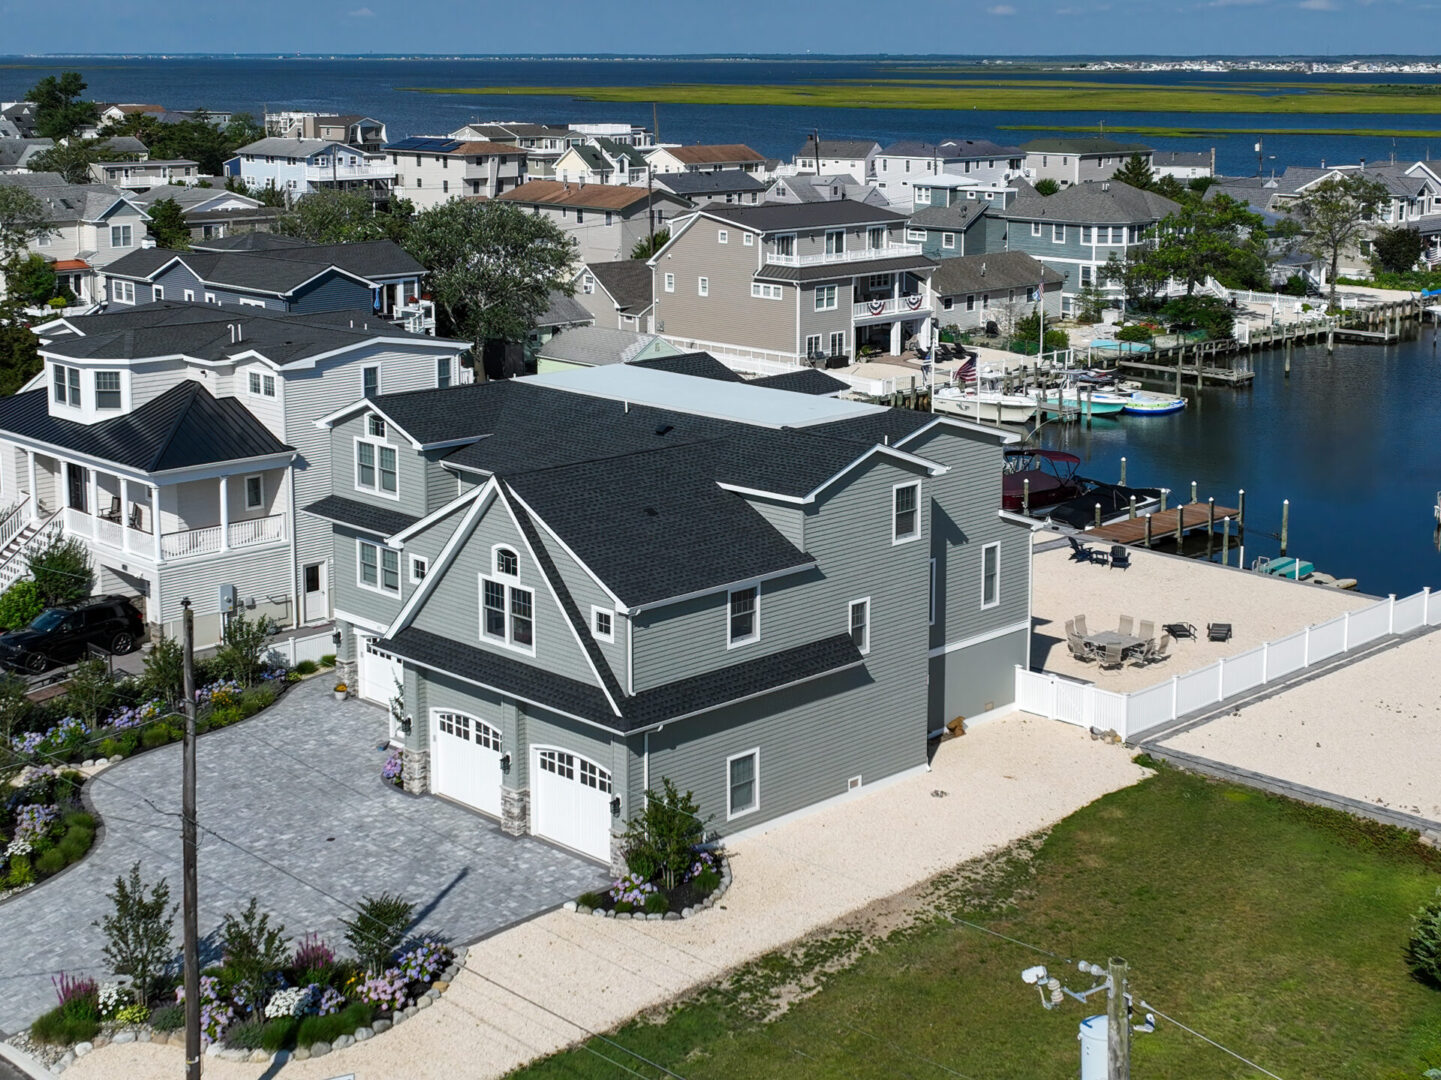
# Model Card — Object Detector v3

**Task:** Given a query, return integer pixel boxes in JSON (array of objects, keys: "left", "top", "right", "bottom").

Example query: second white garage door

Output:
[
  {"left": 358, "top": 635, "right": 404, "bottom": 709},
  {"left": 431, "top": 710, "right": 503, "bottom": 817},
  {"left": 531, "top": 748, "right": 612, "bottom": 862}
]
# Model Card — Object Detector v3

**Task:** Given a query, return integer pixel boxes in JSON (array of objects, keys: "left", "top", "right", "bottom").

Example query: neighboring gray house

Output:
[
  {"left": 992, "top": 180, "right": 1179, "bottom": 314},
  {"left": 1022, "top": 137, "right": 1154, "bottom": 189},
  {"left": 653, "top": 169, "right": 766, "bottom": 207},
  {"left": 575, "top": 260, "right": 654, "bottom": 331},
  {"left": 102, "top": 236, "right": 430, "bottom": 329},
  {"left": 127, "top": 185, "right": 281, "bottom": 242},
  {"left": 907, "top": 202, "right": 990, "bottom": 260},
  {"left": 874, "top": 139, "right": 1025, "bottom": 211},
  {"left": 765, "top": 173, "right": 889, "bottom": 208},
  {"left": 499, "top": 180, "right": 693, "bottom": 266},
  {"left": 533, "top": 326, "right": 680, "bottom": 372},
  {"left": 527, "top": 290, "right": 595, "bottom": 361},
  {"left": 309, "top": 362, "right": 1031, "bottom": 868},
  {"left": 1, "top": 303, "right": 467, "bottom": 645},
  {"left": 0, "top": 138, "right": 53, "bottom": 174},
  {"left": 930, "top": 251, "right": 1064, "bottom": 332}
]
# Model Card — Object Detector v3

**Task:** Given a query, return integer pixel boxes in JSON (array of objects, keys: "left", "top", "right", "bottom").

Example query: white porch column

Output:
[
  {"left": 151, "top": 483, "right": 163, "bottom": 563},
  {"left": 219, "top": 475, "right": 230, "bottom": 552},
  {"left": 119, "top": 477, "right": 131, "bottom": 554},
  {"left": 890, "top": 320, "right": 903, "bottom": 355},
  {"left": 26, "top": 451, "right": 38, "bottom": 524},
  {"left": 85, "top": 466, "right": 97, "bottom": 520}
]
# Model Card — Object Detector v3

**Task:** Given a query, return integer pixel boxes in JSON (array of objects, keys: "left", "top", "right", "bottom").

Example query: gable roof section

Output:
[
  {"left": 660, "top": 144, "right": 765, "bottom": 165},
  {"left": 536, "top": 290, "right": 595, "bottom": 329},
  {"left": 749, "top": 368, "right": 849, "bottom": 395},
  {"left": 535, "top": 326, "right": 669, "bottom": 367},
  {"left": 301, "top": 495, "right": 419, "bottom": 537},
  {"left": 1020, "top": 137, "right": 1153, "bottom": 156},
  {"left": 909, "top": 202, "right": 989, "bottom": 231},
  {"left": 797, "top": 137, "right": 880, "bottom": 158},
  {"left": 931, "top": 251, "right": 1065, "bottom": 296},
  {"left": 583, "top": 260, "right": 654, "bottom": 315},
  {"left": 656, "top": 170, "right": 767, "bottom": 196},
  {"left": 1000, "top": 181, "right": 1179, "bottom": 225},
  {"left": 629, "top": 352, "right": 742, "bottom": 382},
  {"left": 499, "top": 179, "right": 681, "bottom": 212},
  {"left": 0, "top": 382, "right": 291, "bottom": 473},
  {"left": 106, "top": 239, "right": 421, "bottom": 290}
]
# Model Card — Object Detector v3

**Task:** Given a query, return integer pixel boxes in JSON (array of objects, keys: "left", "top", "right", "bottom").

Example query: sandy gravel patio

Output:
[
  {"left": 63, "top": 715, "right": 1145, "bottom": 1080},
  {"left": 1031, "top": 539, "right": 1375, "bottom": 692},
  {"left": 1156, "top": 629, "right": 1441, "bottom": 824}
]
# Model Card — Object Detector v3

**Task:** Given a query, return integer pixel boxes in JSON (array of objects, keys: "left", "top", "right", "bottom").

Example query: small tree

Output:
[
  {"left": 1111, "top": 153, "right": 1155, "bottom": 191},
  {"left": 1033, "top": 178, "right": 1061, "bottom": 197},
  {"left": 1369, "top": 225, "right": 1424, "bottom": 276},
  {"left": 0, "top": 579, "right": 44, "bottom": 630},
  {"left": 1292, "top": 174, "right": 1390, "bottom": 308},
  {"left": 213, "top": 610, "right": 277, "bottom": 686},
  {"left": 27, "top": 535, "right": 93, "bottom": 607},
  {"left": 65, "top": 657, "right": 117, "bottom": 724},
  {"left": 0, "top": 184, "right": 51, "bottom": 264},
  {"left": 4, "top": 253, "right": 60, "bottom": 306},
  {"left": 95, "top": 862, "right": 176, "bottom": 1005},
  {"left": 28, "top": 139, "right": 108, "bottom": 186},
  {"left": 341, "top": 893, "right": 413, "bottom": 975},
  {"left": 219, "top": 898, "right": 290, "bottom": 1011},
  {"left": 24, "top": 72, "right": 98, "bottom": 140},
  {"left": 145, "top": 197, "right": 191, "bottom": 251},
  {"left": 621, "top": 778, "right": 707, "bottom": 890},
  {"left": 141, "top": 634, "right": 185, "bottom": 705},
  {"left": 1405, "top": 890, "right": 1441, "bottom": 988},
  {"left": 630, "top": 227, "right": 669, "bottom": 260}
]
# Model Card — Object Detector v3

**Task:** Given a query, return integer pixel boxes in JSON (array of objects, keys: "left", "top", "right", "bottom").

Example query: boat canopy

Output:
[{"left": 1005, "top": 447, "right": 1081, "bottom": 466}]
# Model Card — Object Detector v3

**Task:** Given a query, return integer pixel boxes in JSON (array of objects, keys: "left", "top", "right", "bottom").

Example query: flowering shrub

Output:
[
  {"left": 292, "top": 932, "right": 336, "bottom": 975},
  {"left": 263, "top": 985, "right": 313, "bottom": 1019},
  {"left": 53, "top": 972, "right": 97, "bottom": 1010},
  {"left": 5, "top": 836, "right": 34, "bottom": 860},
  {"left": 685, "top": 850, "right": 720, "bottom": 883},
  {"left": 106, "top": 699, "right": 164, "bottom": 732},
  {"left": 609, "top": 873, "right": 658, "bottom": 907},
  {"left": 176, "top": 976, "right": 233, "bottom": 1047},
  {"left": 356, "top": 968, "right": 409, "bottom": 1013},
  {"left": 382, "top": 750, "right": 403, "bottom": 786},
  {"left": 97, "top": 982, "right": 129, "bottom": 1018},
  {"left": 114, "top": 1003, "right": 149, "bottom": 1025},
  {"left": 314, "top": 986, "right": 345, "bottom": 1016},
  {"left": 10, "top": 730, "right": 47, "bottom": 757},
  {"left": 397, "top": 940, "right": 452, "bottom": 984},
  {"left": 195, "top": 679, "right": 243, "bottom": 708},
  {"left": 15, "top": 804, "right": 60, "bottom": 843}
]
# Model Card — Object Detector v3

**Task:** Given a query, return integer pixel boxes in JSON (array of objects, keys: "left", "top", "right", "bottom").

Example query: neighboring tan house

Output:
[
  {"left": 224, "top": 138, "right": 395, "bottom": 200},
  {"left": 645, "top": 144, "right": 766, "bottom": 175},
  {"left": 1022, "top": 137, "right": 1154, "bottom": 189},
  {"left": 0, "top": 303, "right": 467, "bottom": 645},
  {"left": 309, "top": 362, "right": 1032, "bottom": 868},
  {"left": 575, "top": 261, "right": 655, "bottom": 331},
  {"left": 498, "top": 180, "right": 693, "bottom": 266},
  {"left": 874, "top": 139, "right": 1025, "bottom": 211},
  {"left": 793, "top": 137, "right": 881, "bottom": 180},
  {"left": 553, "top": 139, "right": 649, "bottom": 186},
  {"left": 127, "top": 185, "right": 280, "bottom": 242},
  {"left": 265, "top": 113, "right": 388, "bottom": 152},
  {"left": 654, "top": 170, "right": 766, "bottom": 207},
  {"left": 765, "top": 174, "right": 889, "bottom": 208},
  {"left": 650, "top": 201, "right": 936, "bottom": 364},
  {"left": 930, "top": 251, "right": 1064, "bottom": 332},
  {"left": 992, "top": 180, "right": 1178, "bottom": 314},
  {"left": 450, "top": 124, "right": 582, "bottom": 179},
  {"left": 384, "top": 136, "right": 527, "bottom": 207},
  {"left": 0, "top": 172, "right": 150, "bottom": 305}
]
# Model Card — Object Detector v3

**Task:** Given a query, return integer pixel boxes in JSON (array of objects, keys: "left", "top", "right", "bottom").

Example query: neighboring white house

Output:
[
  {"left": 1152, "top": 150, "right": 1215, "bottom": 180},
  {"left": 385, "top": 136, "right": 528, "bottom": 208},
  {"left": 874, "top": 139, "right": 1026, "bottom": 211},
  {"left": 89, "top": 159, "right": 202, "bottom": 190},
  {"left": 224, "top": 137, "right": 395, "bottom": 200},
  {"left": 644, "top": 144, "right": 766, "bottom": 175},
  {"left": 793, "top": 137, "right": 881, "bottom": 180}
]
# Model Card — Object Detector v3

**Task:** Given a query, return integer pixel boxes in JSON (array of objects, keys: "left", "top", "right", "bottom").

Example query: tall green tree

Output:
[
  {"left": 403, "top": 199, "right": 577, "bottom": 356},
  {"left": 0, "top": 184, "right": 50, "bottom": 263},
  {"left": 1101, "top": 193, "right": 1263, "bottom": 301},
  {"left": 1368, "top": 224, "right": 1424, "bottom": 276},
  {"left": 4, "top": 253, "right": 60, "bottom": 305},
  {"left": 1111, "top": 153, "right": 1155, "bottom": 191},
  {"left": 1291, "top": 174, "right": 1390, "bottom": 307},
  {"left": 1033, "top": 178, "right": 1060, "bottom": 197},
  {"left": 630, "top": 227, "right": 669, "bottom": 260},
  {"left": 0, "top": 322, "right": 42, "bottom": 396},
  {"left": 24, "top": 72, "right": 98, "bottom": 140},
  {"left": 274, "top": 188, "right": 413, "bottom": 244},
  {"left": 27, "top": 138, "right": 106, "bottom": 185},
  {"left": 145, "top": 197, "right": 191, "bottom": 250}
]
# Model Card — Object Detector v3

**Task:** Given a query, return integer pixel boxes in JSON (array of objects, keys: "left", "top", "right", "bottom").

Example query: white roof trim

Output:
[
  {"left": 387, "top": 481, "right": 494, "bottom": 635},
  {"left": 624, "top": 561, "right": 816, "bottom": 617},
  {"left": 388, "top": 486, "right": 484, "bottom": 545},
  {"left": 715, "top": 444, "right": 947, "bottom": 507},
  {"left": 504, "top": 486, "right": 625, "bottom": 610}
]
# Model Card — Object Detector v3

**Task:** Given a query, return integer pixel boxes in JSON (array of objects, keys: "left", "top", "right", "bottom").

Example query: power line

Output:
[{"left": 1140, "top": 1001, "right": 1289, "bottom": 1080}]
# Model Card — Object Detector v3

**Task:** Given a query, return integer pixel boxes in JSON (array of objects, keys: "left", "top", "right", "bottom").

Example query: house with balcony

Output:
[
  {"left": 128, "top": 185, "right": 279, "bottom": 242},
  {"left": 102, "top": 235, "right": 431, "bottom": 330},
  {"left": 575, "top": 260, "right": 654, "bottom": 331},
  {"left": 649, "top": 201, "right": 936, "bottom": 367},
  {"left": 1021, "top": 137, "right": 1154, "bottom": 189},
  {"left": 450, "top": 124, "right": 582, "bottom": 179},
  {"left": 645, "top": 144, "right": 766, "bottom": 175},
  {"left": 653, "top": 169, "right": 766, "bottom": 208},
  {"left": 498, "top": 181, "right": 693, "bottom": 266},
  {"left": 89, "top": 159, "right": 202, "bottom": 191},
  {"left": 793, "top": 137, "right": 881, "bottom": 180},
  {"left": 384, "top": 136, "right": 528, "bottom": 208},
  {"left": 0, "top": 303, "right": 469, "bottom": 645},
  {"left": 307, "top": 362, "right": 1031, "bottom": 867},
  {"left": 930, "top": 251, "right": 1063, "bottom": 332},
  {"left": 992, "top": 180, "right": 1178, "bottom": 314},
  {"left": 0, "top": 172, "right": 150, "bottom": 306},
  {"left": 553, "top": 139, "right": 649, "bottom": 186},
  {"left": 224, "top": 138, "right": 395, "bottom": 200},
  {"left": 265, "top": 113, "right": 388, "bottom": 152},
  {"left": 874, "top": 139, "right": 1025, "bottom": 211}
]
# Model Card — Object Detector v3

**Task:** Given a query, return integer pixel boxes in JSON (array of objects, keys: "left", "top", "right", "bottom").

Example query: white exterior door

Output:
[
  {"left": 302, "top": 562, "right": 328, "bottom": 623},
  {"left": 430, "top": 710, "right": 503, "bottom": 817},
  {"left": 358, "top": 633, "right": 403, "bottom": 711},
  {"left": 531, "top": 748, "right": 612, "bottom": 862}
]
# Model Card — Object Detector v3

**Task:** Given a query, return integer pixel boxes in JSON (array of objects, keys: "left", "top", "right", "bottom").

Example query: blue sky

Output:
[{"left": 0, "top": 0, "right": 1432, "bottom": 57}]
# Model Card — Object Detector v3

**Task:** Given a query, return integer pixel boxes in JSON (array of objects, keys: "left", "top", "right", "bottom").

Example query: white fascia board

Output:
[
  {"left": 624, "top": 561, "right": 816, "bottom": 617},
  {"left": 30, "top": 316, "right": 81, "bottom": 336},
  {"left": 387, "top": 486, "right": 484, "bottom": 546},
  {"left": 997, "top": 509, "right": 1044, "bottom": 530},
  {"left": 645, "top": 210, "right": 701, "bottom": 266},
  {"left": 283, "top": 337, "right": 467, "bottom": 372},
  {"left": 387, "top": 479, "right": 495, "bottom": 635},
  {"left": 894, "top": 414, "right": 1022, "bottom": 447},
  {"left": 280, "top": 265, "right": 379, "bottom": 296},
  {"left": 714, "top": 445, "right": 946, "bottom": 507},
  {"left": 311, "top": 396, "right": 423, "bottom": 448},
  {"left": 37, "top": 349, "right": 198, "bottom": 367}
]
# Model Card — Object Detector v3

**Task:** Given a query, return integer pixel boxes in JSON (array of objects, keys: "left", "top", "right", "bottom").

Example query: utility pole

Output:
[
  {"left": 181, "top": 599, "right": 201, "bottom": 1080},
  {"left": 1107, "top": 957, "right": 1130, "bottom": 1080},
  {"left": 652, "top": 101, "right": 660, "bottom": 145},
  {"left": 813, "top": 128, "right": 821, "bottom": 174}
]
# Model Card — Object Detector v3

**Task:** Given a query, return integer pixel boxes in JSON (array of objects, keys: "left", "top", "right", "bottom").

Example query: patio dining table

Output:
[{"left": 1081, "top": 630, "right": 1148, "bottom": 657}]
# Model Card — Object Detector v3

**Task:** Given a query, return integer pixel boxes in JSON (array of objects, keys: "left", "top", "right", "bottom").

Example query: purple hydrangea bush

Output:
[
  {"left": 382, "top": 750, "right": 403, "bottom": 786},
  {"left": 357, "top": 968, "right": 409, "bottom": 1013}
]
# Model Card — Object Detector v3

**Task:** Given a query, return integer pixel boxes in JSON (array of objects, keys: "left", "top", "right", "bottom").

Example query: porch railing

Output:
[
  {"left": 0, "top": 509, "right": 62, "bottom": 593},
  {"left": 0, "top": 496, "right": 32, "bottom": 552},
  {"left": 852, "top": 295, "right": 930, "bottom": 320},
  {"left": 228, "top": 514, "right": 285, "bottom": 549},
  {"left": 161, "top": 513, "right": 285, "bottom": 560}
]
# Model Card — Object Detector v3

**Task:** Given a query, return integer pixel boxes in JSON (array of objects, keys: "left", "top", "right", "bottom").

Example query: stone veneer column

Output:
[
  {"left": 401, "top": 747, "right": 429, "bottom": 794},
  {"left": 500, "top": 787, "right": 529, "bottom": 836},
  {"left": 334, "top": 621, "right": 358, "bottom": 696},
  {"left": 608, "top": 831, "right": 627, "bottom": 879}
]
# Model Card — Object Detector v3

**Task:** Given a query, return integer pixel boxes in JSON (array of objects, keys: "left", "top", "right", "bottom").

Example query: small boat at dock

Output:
[
  {"left": 1122, "top": 390, "right": 1187, "bottom": 416},
  {"left": 932, "top": 385, "right": 1038, "bottom": 424}
]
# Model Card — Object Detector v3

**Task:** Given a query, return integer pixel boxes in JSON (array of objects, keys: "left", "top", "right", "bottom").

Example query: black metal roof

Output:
[
  {"left": 703, "top": 201, "right": 906, "bottom": 232},
  {"left": 301, "top": 495, "right": 419, "bottom": 537},
  {"left": 0, "top": 382, "right": 291, "bottom": 472}
]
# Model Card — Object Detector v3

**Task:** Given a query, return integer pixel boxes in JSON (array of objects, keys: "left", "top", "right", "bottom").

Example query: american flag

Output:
[{"left": 953, "top": 357, "right": 977, "bottom": 384}]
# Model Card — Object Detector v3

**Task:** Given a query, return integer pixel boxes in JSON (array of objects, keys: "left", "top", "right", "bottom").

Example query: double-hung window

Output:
[
  {"left": 356, "top": 437, "right": 398, "bottom": 497},
  {"left": 942, "top": 232, "right": 955, "bottom": 249},
  {"left": 824, "top": 229, "right": 844, "bottom": 256},
  {"left": 664, "top": 272, "right": 675, "bottom": 293},
  {"left": 893, "top": 482, "right": 920, "bottom": 543},
  {"left": 727, "top": 750, "right": 758, "bottom": 819},
  {"left": 94, "top": 371, "right": 121, "bottom": 410},
  {"left": 247, "top": 371, "right": 275, "bottom": 397},
  {"left": 1052, "top": 224, "right": 1065, "bottom": 243},
  {"left": 698, "top": 276, "right": 709, "bottom": 297},
  {"left": 814, "top": 285, "right": 838, "bottom": 312},
  {"left": 1030, "top": 222, "right": 1042, "bottom": 238},
  {"left": 1081, "top": 226, "right": 1093, "bottom": 244},
  {"left": 717, "top": 228, "right": 728, "bottom": 244},
  {"left": 480, "top": 547, "right": 534, "bottom": 652},
  {"left": 436, "top": 356, "right": 452, "bottom": 389},
  {"left": 110, "top": 224, "right": 132, "bottom": 247},
  {"left": 849, "top": 598, "right": 870, "bottom": 654},
  {"left": 244, "top": 475, "right": 264, "bottom": 510},
  {"left": 52, "top": 364, "right": 80, "bottom": 407},
  {"left": 981, "top": 542, "right": 1000, "bottom": 608},
  {"left": 358, "top": 539, "right": 400, "bottom": 594},
  {"left": 362, "top": 366, "right": 379, "bottom": 398},
  {"left": 728, "top": 585, "right": 758, "bottom": 647}
]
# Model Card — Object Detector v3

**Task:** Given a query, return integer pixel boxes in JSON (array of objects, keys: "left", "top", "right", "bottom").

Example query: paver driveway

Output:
[{"left": 0, "top": 678, "right": 606, "bottom": 1037}]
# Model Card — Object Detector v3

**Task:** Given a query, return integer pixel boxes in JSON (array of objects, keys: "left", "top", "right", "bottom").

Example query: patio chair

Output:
[
  {"left": 1118, "top": 615, "right": 1134, "bottom": 636},
  {"left": 103, "top": 495, "right": 121, "bottom": 521},
  {"left": 1074, "top": 614, "right": 1089, "bottom": 637},
  {"left": 1068, "top": 632, "right": 1094, "bottom": 661},
  {"left": 1067, "top": 536, "right": 1095, "bottom": 563},
  {"left": 1138, "top": 619, "right": 1156, "bottom": 643},
  {"left": 1207, "top": 622, "right": 1233, "bottom": 642},
  {"left": 1098, "top": 643, "right": 1125, "bottom": 670},
  {"left": 1149, "top": 634, "right": 1172, "bottom": 662},
  {"left": 1109, "top": 545, "right": 1132, "bottom": 570},
  {"left": 128, "top": 504, "right": 144, "bottom": 530},
  {"left": 1163, "top": 622, "right": 1196, "bottom": 640}
]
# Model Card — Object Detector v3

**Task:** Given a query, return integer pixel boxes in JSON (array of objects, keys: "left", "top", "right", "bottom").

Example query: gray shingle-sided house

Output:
[
  {"left": 653, "top": 169, "right": 766, "bottom": 207},
  {"left": 929, "top": 251, "right": 1064, "bottom": 332},
  {"left": 575, "top": 260, "right": 655, "bottom": 331},
  {"left": 1021, "top": 137, "right": 1154, "bottom": 189},
  {"left": 0, "top": 303, "right": 468, "bottom": 644},
  {"left": 792, "top": 137, "right": 882, "bottom": 180},
  {"left": 310, "top": 362, "right": 1031, "bottom": 868},
  {"left": 127, "top": 185, "right": 281, "bottom": 243}
]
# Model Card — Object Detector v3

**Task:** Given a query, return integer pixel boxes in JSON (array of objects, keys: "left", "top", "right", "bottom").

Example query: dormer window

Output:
[
  {"left": 367, "top": 414, "right": 386, "bottom": 437},
  {"left": 94, "top": 371, "right": 121, "bottom": 410},
  {"left": 52, "top": 365, "right": 80, "bottom": 408}
]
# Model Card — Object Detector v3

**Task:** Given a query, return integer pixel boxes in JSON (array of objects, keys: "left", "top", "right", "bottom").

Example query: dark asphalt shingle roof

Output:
[
  {"left": 1021, "top": 137, "right": 1153, "bottom": 156},
  {"left": 909, "top": 203, "right": 989, "bottom": 231},
  {"left": 584, "top": 260, "right": 654, "bottom": 315},
  {"left": 931, "top": 251, "right": 1064, "bottom": 296},
  {"left": 749, "top": 369, "right": 850, "bottom": 396},
  {"left": 105, "top": 239, "right": 422, "bottom": 291},
  {"left": 629, "top": 352, "right": 741, "bottom": 382},
  {"left": 301, "top": 495, "right": 419, "bottom": 537},
  {"left": 535, "top": 290, "right": 595, "bottom": 328},
  {"left": 0, "top": 382, "right": 291, "bottom": 471},
  {"left": 656, "top": 170, "right": 767, "bottom": 196},
  {"left": 999, "top": 181, "right": 1179, "bottom": 225}
]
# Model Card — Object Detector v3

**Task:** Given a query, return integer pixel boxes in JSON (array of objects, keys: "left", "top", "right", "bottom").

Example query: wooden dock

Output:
[{"left": 1086, "top": 502, "right": 1240, "bottom": 545}]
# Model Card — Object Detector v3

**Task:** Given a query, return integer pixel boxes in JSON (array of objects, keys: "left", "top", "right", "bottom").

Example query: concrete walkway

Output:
[
  {"left": 66, "top": 715, "right": 1147, "bottom": 1080},
  {"left": 0, "top": 678, "right": 605, "bottom": 1038}
]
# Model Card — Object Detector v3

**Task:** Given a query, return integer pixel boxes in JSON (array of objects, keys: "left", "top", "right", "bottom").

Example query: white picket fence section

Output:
[
  {"left": 1016, "top": 587, "right": 1441, "bottom": 740},
  {"left": 265, "top": 630, "right": 336, "bottom": 669}
]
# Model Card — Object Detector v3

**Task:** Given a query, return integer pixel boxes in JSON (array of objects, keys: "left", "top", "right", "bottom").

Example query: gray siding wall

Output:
[
  {"left": 796, "top": 280, "right": 855, "bottom": 353},
  {"left": 289, "top": 273, "right": 374, "bottom": 314},
  {"left": 423, "top": 454, "right": 463, "bottom": 514},
  {"left": 740, "top": 494, "right": 804, "bottom": 551},
  {"left": 330, "top": 411, "right": 429, "bottom": 520},
  {"left": 129, "top": 359, "right": 205, "bottom": 411},
  {"left": 928, "top": 627, "right": 1027, "bottom": 726},
  {"left": 408, "top": 496, "right": 600, "bottom": 689},
  {"left": 331, "top": 522, "right": 408, "bottom": 627},
  {"left": 532, "top": 526, "right": 628, "bottom": 690}
]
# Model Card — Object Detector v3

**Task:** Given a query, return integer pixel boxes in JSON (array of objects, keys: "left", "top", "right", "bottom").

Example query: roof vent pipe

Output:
[
  {"left": 884, "top": 434, "right": 890, "bottom": 445},
  {"left": 228, "top": 323, "right": 235, "bottom": 343},
  {"left": 236, "top": 324, "right": 242, "bottom": 342}
]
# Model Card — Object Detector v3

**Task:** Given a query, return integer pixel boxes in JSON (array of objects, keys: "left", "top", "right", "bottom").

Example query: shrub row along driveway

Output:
[{"left": 0, "top": 677, "right": 606, "bottom": 1037}]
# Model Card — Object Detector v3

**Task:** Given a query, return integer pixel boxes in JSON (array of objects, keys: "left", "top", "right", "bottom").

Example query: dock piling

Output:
[
  {"left": 1120, "top": 456, "right": 1127, "bottom": 487},
  {"left": 1281, "top": 498, "right": 1290, "bottom": 556},
  {"left": 1207, "top": 497, "right": 1216, "bottom": 557},
  {"left": 1221, "top": 516, "right": 1231, "bottom": 566},
  {"left": 1159, "top": 489, "right": 1168, "bottom": 513},
  {"left": 1144, "top": 512, "right": 1153, "bottom": 548},
  {"left": 1191, "top": 480, "right": 1198, "bottom": 503},
  {"left": 1237, "top": 488, "right": 1245, "bottom": 528},
  {"left": 1128, "top": 495, "right": 1136, "bottom": 520},
  {"left": 1023, "top": 478, "right": 1030, "bottom": 515},
  {"left": 1094, "top": 502, "right": 1102, "bottom": 528}
]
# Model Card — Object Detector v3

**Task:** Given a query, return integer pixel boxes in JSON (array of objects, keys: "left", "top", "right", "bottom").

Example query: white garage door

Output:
[
  {"left": 531, "top": 748, "right": 612, "bottom": 862},
  {"left": 431, "top": 711, "right": 503, "bottom": 817},
  {"left": 358, "top": 634, "right": 404, "bottom": 710}
]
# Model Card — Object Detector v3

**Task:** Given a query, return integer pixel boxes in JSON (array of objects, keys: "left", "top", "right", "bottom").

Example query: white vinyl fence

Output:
[
  {"left": 265, "top": 630, "right": 336, "bottom": 670},
  {"left": 1016, "top": 587, "right": 1441, "bottom": 741}
]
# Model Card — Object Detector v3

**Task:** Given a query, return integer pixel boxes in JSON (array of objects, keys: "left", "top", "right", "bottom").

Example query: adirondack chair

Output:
[
  {"left": 1067, "top": 536, "right": 1095, "bottom": 563},
  {"left": 1098, "top": 643, "right": 1125, "bottom": 670},
  {"left": 1118, "top": 615, "right": 1135, "bottom": 636},
  {"left": 1109, "top": 545, "right": 1132, "bottom": 570}
]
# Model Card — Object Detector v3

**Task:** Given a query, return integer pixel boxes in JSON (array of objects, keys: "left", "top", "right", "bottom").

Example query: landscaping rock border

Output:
[
  {"left": 563, "top": 857, "right": 732, "bottom": 920},
  {"left": 17, "top": 945, "right": 470, "bottom": 1075}
]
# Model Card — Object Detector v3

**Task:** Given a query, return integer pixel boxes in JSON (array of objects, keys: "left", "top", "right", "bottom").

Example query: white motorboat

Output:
[{"left": 933, "top": 385, "right": 1038, "bottom": 424}]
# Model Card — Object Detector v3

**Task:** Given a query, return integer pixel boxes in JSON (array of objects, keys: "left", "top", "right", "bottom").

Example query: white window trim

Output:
[
  {"left": 183, "top": 289, "right": 195, "bottom": 302},
  {"left": 356, "top": 538, "right": 400, "bottom": 596},
  {"left": 409, "top": 555, "right": 428, "bottom": 584},
  {"left": 697, "top": 276, "right": 709, "bottom": 297},
  {"left": 362, "top": 365, "right": 381, "bottom": 396},
  {"left": 353, "top": 435, "right": 400, "bottom": 501},
  {"left": 814, "top": 285, "right": 838, "bottom": 312},
  {"left": 892, "top": 480, "right": 922, "bottom": 545},
  {"left": 1030, "top": 222, "right": 1042, "bottom": 237},
  {"left": 492, "top": 543, "right": 520, "bottom": 578},
  {"left": 478, "top": 573, "right": 537, "bottom": 657},
  {"left": 907, "top": 228, "right": 926, "bottom": 242},
  {"left": 664, "top": 272, "right": 675, "bottom": 293},
  {"left": 153, "top": 285, "right": 164, "bottom": 300},
  {"left": 981, "top": 541, "right": 1001, "bottom": 610},
  {"left": 742, "top": 232, "right": 754, "bottom": 246},
  {"left": 243, "top": 473, "right": 264, "bottom": 511},
  {"left": 93, "top": 370, "right": 122, "bottom": 411},
  {"left": 591, "top": 605, "right": 615, "bottom": 642},
  {"left": 751, "top": 282, "right": 782, "bottom": 300},
  {"left": 941, "top": 232, "right": 955, "bottom": 249},
  {"left": 726, "top": 747, "right": 760, "bottom": 821},
  {"left": 1052, "top": 224, "right": 1065, "bottom": 244},
  {"left": 717, "top": 228, "right": 728, "bottom": 244},
  {"left": 848, "top": 596, "right": 871, "bottom": 656},
  {"left": 726, "top": 583, "right": 760, "bottom": 649}
]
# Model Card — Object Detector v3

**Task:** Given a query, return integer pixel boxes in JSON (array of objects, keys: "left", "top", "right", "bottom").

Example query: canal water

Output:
[{"left": 1036, "top": 321, "right": 1441, "bottom": 598}]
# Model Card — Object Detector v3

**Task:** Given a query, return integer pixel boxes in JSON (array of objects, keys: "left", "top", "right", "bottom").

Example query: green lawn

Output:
[{"left": 508, "top": 766, "right": 1441, "bottom": 1080}]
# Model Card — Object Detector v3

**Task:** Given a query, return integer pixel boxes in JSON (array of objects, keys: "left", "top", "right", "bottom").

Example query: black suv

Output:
[{"left": 0, "top": 595, "right": 146, "bottom": 674}]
